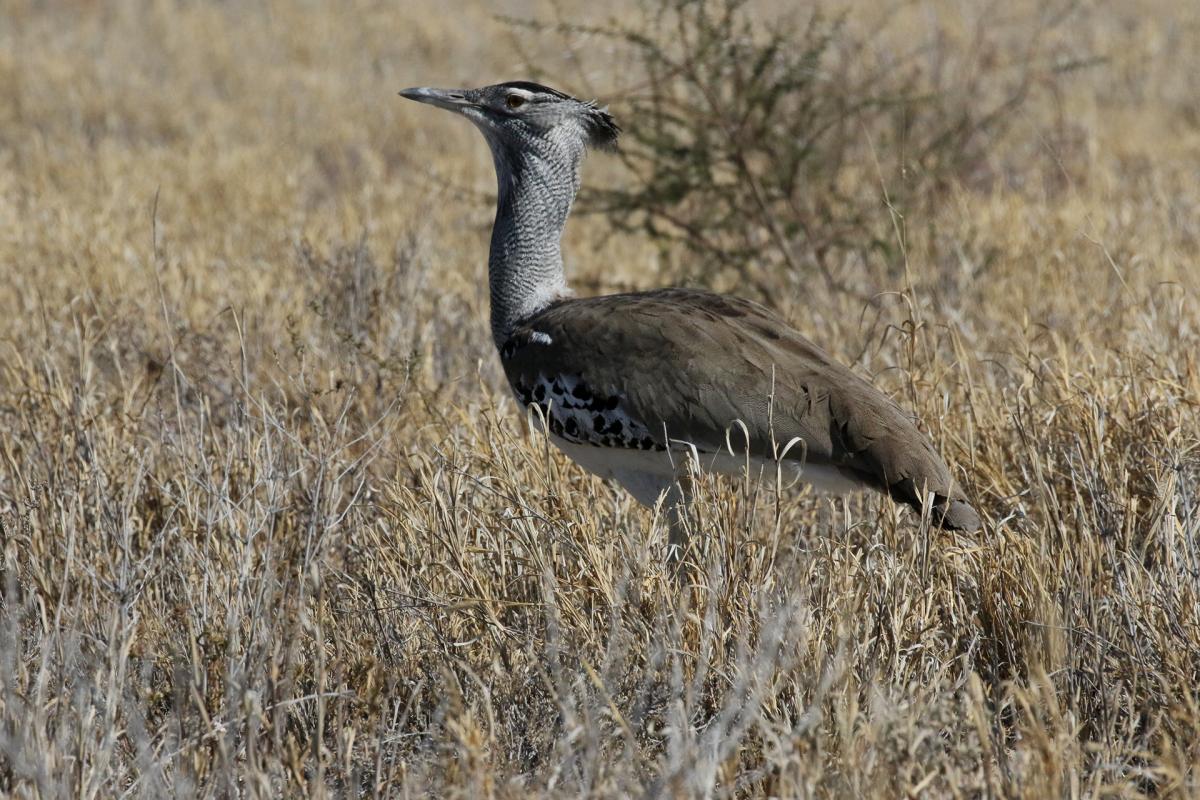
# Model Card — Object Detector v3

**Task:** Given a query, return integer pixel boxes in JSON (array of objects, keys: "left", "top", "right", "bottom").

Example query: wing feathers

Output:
[{"left": 502, "top": 288, "right": 979, "bottom": 530}]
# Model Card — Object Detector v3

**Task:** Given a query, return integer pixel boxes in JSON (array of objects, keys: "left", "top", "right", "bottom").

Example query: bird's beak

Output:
[{"left": 398, "top": 87, "right": 473, "bottom": 113}]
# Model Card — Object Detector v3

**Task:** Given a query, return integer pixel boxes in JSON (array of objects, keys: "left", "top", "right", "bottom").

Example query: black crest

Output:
[
  {"left": 581, "top": 104, "right": 621, "bottom": 150},
  {"left": 496, "top": 80, "right": 572, "bottom": 99}
]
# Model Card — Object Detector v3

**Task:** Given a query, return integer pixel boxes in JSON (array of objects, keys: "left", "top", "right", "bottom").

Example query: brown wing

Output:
[{"left": 501, "top": 288, "right": 979, "bottom": 530}]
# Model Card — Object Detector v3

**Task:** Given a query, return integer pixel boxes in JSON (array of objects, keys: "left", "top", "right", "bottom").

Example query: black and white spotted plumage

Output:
[{"left": 502, "top": 332, "right": 666, "bottom": 451}]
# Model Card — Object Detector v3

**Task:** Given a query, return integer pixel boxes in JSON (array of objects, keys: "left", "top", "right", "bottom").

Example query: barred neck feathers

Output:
[{"left": 484, "top": 123, "right": 585, "bottom": 349}]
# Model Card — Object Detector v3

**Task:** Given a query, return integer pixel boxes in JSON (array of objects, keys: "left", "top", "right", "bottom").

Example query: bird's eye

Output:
[{"left": 506, "top": 94, "right": 526, "bottom": 110}]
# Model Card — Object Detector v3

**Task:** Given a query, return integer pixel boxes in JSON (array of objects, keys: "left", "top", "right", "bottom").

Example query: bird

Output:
[{"left": 400, "top": 80, "right": 980, "bottom": 563}]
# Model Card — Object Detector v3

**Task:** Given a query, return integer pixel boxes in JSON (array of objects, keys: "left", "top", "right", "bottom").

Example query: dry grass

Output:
[{"left": 2, "top": 0, "right": 1199, "bottom": 797}]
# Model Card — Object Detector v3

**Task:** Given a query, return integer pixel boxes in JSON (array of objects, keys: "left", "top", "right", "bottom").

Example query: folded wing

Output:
[{"left": 501, "top": 288, "right": 979, "bottom": 531}]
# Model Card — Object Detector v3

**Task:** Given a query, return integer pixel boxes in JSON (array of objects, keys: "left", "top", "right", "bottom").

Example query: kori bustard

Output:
[{"left": 401, "top": 81, "right": 980, "bottom": 560}]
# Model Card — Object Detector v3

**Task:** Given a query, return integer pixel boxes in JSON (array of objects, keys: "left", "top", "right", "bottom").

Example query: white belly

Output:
[
  {"left": 550, "top": 435, "right": 866, "bottom": 507},
  {"left": 512, "top": 383, "right": 866, "bottom": 507}
]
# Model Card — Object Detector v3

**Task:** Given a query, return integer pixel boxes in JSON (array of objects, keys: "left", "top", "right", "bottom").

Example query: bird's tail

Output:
[
  {"left": 888, "top": 477, "right": 982, "bottom": 532},
  {"left": 928, "top": 494, "right": 981, "bottom": 531}
]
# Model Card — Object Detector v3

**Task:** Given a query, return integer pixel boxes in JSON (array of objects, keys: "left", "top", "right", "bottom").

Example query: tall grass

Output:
[{"left": 1, "top": 0, "right": 1198, "bottom": 796}]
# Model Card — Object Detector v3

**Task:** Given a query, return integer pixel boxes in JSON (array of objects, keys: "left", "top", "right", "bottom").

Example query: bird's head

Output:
[{"left": 399, "top": 81, "right": 619, "bottom": 166}]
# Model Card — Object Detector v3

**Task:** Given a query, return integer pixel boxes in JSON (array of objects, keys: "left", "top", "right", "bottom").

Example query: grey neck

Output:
[{"left": 485, "top": 140, "right": 580, "bottom": 349}]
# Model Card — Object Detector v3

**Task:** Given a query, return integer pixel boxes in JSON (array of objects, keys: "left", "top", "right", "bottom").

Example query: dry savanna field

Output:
[{"left": 1, "top": 0, "right": 1199, "bottom": 797}]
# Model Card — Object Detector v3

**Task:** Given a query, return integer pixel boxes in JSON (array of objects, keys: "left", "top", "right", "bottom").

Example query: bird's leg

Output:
[{"left": 664, "top": 470, "right": 695, "bottom": 580}]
